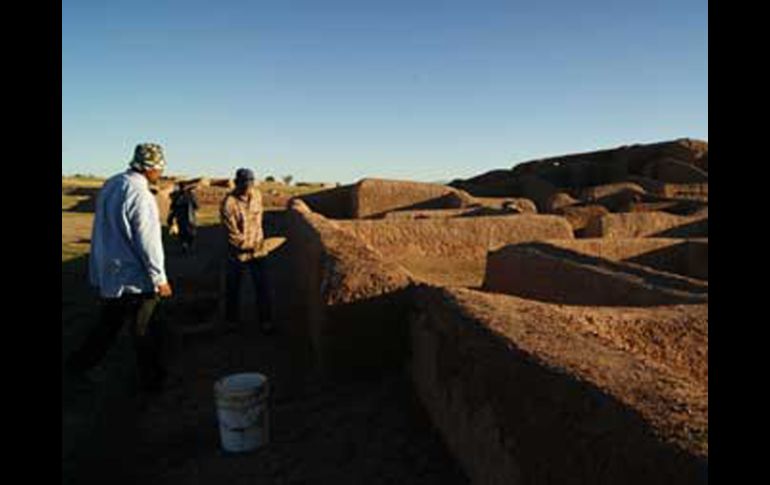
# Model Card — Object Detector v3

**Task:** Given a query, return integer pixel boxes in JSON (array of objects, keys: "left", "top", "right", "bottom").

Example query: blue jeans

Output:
[{"left": 225, "top": 257, "right": 272, "bottom": 325}]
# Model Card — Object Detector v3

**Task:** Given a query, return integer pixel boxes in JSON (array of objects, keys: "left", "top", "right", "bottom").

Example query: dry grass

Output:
[{"left": 62, "top": 176, "right": 105, "bottom": 188}]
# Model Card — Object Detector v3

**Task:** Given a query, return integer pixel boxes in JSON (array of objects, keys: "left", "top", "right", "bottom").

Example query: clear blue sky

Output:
[{"left": 62, "top": 0, "right": 707, "bottom": 183}]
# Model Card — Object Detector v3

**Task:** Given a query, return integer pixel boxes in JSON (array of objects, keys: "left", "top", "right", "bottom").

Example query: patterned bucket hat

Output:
[{"left": 129, "top": 143, "right": 167, "bottom": 171}]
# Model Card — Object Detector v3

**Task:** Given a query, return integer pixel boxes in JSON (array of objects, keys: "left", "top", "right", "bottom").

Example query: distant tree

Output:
[
  {"left": 265, "top": 175, "right": 276, "bottom": 182},
  {"left": 282, "top": 175, "right": 294, "bottom": 186}
]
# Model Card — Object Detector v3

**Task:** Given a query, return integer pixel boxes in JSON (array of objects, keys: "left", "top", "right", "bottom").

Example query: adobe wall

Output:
[
  {"left": 297, "top": 184, "right": 355, "bottom": 219},
  {"left": 383, "top": 208, "right": 475, "bottom": 220},
  {"left": 281, "top": 202, "right": 707, "bottom": 483},
  {"left": 409, "top": 285, "right": 707, "bottom": 485},
  {"left": 554, "top": 204, "right": 609, "bottom": 234},
  {"left": 153, "top": 186, "right": 174, "bottom": 221},
  {"left": 283, "top": 202, "right": 415, "bottom": 373},
  {"left": 337, "top": 215, "right": 573, "bottom": 287},
  {"left": 510, "top": 138, "right": 707, "bottom": 185},
  {"left": 627, "top": 176, "right": 708, "bottom": 202},
  {"left": 583, "top": 211, "right": 708, "bottom": 238},
  {"left": 338, "top": 215, "right": 574, "bottom": 260},
  {"left": 449, "top": 140, "right": 708, "bottom": 209},
  {"left": 546, "top": 238, "right": 708, "bottom": 281},
  {"left": 546, "top": 237, "right": 680, "bottom": 260},
  {"left": 191, "top": 185, "right": 230, "bottom": 206},
  {"left": 483, "top": 243, "right": 708, "bottom": 306},
  {"left": 382, "top": 201, "right": 536, "bottom": 220},
  {"left": 296, "top": 178, "right": 541, "bottom": 220},
  {"left": 352, "top": 178, "right": 471, "bottom": 218},
  {"left": 471, "top": 196, "right": 538, "bottom": 213},
  {"left": 641, "top": 157, "right": 708, "bottom": 184}
]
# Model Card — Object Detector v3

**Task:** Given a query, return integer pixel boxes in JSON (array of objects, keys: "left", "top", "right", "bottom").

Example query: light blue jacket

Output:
[{"left": 89, "top": 170, "right": 168, "bottom": 298}]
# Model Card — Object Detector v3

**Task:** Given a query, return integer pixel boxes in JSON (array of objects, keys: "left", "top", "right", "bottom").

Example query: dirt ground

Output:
[{"left": 62, "top": 188, "right": 467, "bottom": 484}]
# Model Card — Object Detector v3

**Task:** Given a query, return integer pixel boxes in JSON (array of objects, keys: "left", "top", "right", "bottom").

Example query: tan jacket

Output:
[{"left": 220, "top": 189, "right": 266, "bottom": 261}]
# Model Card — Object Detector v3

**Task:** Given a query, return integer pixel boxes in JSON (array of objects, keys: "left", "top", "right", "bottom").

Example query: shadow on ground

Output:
[{"left": 63, "top": 212, "right": 467, "bottom": 485}]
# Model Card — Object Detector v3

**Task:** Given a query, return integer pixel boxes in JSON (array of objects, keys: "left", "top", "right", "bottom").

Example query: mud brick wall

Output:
[
  {"left": 555, "top": 204, "right": 609, "bottom": 235},
  {"left": 641, "top": 158, "right": 708, "bottom": 184},
  {"left": 627, "top": 176, "right": 708, "bottom": 202},
  {"left": 409, "top": 285, "right": 707, "bottom": 485},
  {"left": 583, "top": 211, "right": 708, "bottom": 238},
  {"left": 383, "top": 208, "right": 475, "bottom": 220},
  {"left": 547, "top": 238, "right": 708, "bottom": 281},
  {"left": 470, "top": 196, "right": 538, "bottom": 213},
  {"left": 337, "top": 215, "right": 573, "bottom": 287},
  {"left": 483, "top": 243, "right": 708, "bottom": 306},
  {"left": 338, "top": 215, "right": 574, "bottom": 260},
  {"left": 351, "top": 178, "right": 471, "bottom": 219},
  {"left": 153, "top": 187, "right": 174, "bottom": 222},
  {"left": 191, "top": 185, "right": 230, "bottom": 206},
  {"left": 511, "top": 138, "right": 708, "bottom": 185},
  {"left": 547, "top": 238, "right": 682, "bottom": 260},
  {"left": 283, "top": 203, "right": 415, "bottom": 374},
  {"left": 625, "top": 239, "right": 708, "bottom": 281},
  {"left": 297, "top": 184, "right": 356, "bottom": 219}
]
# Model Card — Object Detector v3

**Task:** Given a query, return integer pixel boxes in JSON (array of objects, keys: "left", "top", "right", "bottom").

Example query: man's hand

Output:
[{"left": 156, "top": 282, "right": 173, "bottom": 298}]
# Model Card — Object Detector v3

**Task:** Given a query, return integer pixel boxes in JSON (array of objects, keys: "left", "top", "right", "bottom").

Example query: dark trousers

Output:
[
  {"left": 67, "top": 294, "right": 166, "bottom": 388},
  {"left": 179, "top": 224, "right": 196, "bottom": 251},
  {"left": 225, "top": 257, "right": 272, "bottom": 325}
]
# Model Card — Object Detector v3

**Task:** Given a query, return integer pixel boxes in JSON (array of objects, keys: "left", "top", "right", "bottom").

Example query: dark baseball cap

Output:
[{"left": 235, "top": 168, "right": 255, "bottom": 182}]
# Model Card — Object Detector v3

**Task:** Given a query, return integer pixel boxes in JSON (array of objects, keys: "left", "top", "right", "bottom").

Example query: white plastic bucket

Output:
[{"left": 214, "top": 372, "right": 270, "bottom": 453}]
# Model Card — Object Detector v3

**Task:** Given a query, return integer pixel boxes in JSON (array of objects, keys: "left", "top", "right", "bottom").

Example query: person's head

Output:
[
  {"left": 234, "top": 168, "right": 255, "bottom": 194},
  {"left": 129, "top": 143, "right": 166, "bottom": 184}
]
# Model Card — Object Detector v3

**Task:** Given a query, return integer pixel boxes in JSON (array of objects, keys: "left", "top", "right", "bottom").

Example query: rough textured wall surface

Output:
[
  {"left": 627, "top": 176, "right": 709, "bottom": 201},
  {"left": 583, "top": 211, "right": 708, "bottom": 238},
  {"left": 284, "top": 202, "right": 415, "bottom": 373},
  {"left": 547, "top": 238, "right": 684, "bottom": 261},
  {"left": 546, "top": 238, "right": 709, "bottom": 280},
  {"left": 450, "top": 139, "right": 708, "bottom": 202},
  {"left": 483, "top": 243, "right": 708, "bottom": 306},
  {"left": 470, "top": 196, "right": 538, "bottom": 213},
  {"left": 381, "top": 197, "right": 537, "bottom": 220},
  {"left": 191, "top": 185, "right": 230, "bottom": 206},
  {"left": 578, "top": 182, "right": 647, "bottom": 201},
  {"left": 352, "top": 178, "right": 472, "bottom": 218},
  {"left": 555, "top": 204, "right": 610, "bottom": 233},
  {"left": 409, "top": 285, "right": 707, "bottom": 485},
  {"left": 297, "top": 184, "right": 355, "bottom": 219},
  {"left": 383, "top": 208, "right": 476, "bottom": 219},
  {"left": 641, "top": 157, "right": 709, "bottom": 184},
  {"left": 153, "top": 185, "right": 174, "bottom": 221},
  {"left": 338, "top": 215, "right": 574, "bottom": 260}
]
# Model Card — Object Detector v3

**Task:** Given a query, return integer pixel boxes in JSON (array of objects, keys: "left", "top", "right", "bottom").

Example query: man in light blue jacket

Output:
[{"left": 66, "top": 143, "right": 173, "bottom": 393}]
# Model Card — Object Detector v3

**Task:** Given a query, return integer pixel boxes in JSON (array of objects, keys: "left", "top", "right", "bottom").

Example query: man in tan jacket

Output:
[{"left": 220, "top": 168, "right": 274, "bottom": 333}]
